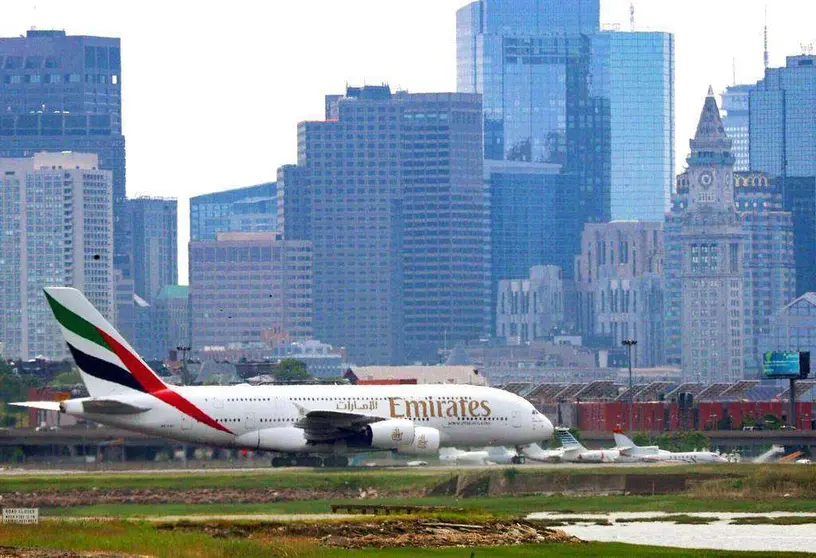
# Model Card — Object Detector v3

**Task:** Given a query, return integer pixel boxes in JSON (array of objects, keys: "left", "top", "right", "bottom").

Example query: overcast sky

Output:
[{"left": 3, "top": 0, "right": 816, "bottom": 283}]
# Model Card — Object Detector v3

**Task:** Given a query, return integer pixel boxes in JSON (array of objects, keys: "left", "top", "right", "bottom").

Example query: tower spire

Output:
[{"left": 690, "top": 88, "right": 732, "bottom": 157}]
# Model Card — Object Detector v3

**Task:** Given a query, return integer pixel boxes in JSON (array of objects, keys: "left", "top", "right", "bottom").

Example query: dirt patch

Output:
[
  {"left": 0, "top": 486, "right": 418, "bottom": 508},
  {"left": 0, "top": 547, "right": 140, "bottom": 558},
  {"left": 160, "top": 518, "right": 581, "bottom": 549}
]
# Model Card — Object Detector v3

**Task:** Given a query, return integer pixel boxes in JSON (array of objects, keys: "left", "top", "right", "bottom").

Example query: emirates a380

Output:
[{"left": 14, "top": 288, "right": 553, "bottom": 467}]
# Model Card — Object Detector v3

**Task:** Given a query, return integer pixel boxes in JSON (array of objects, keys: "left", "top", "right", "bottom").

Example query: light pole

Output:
[
  {"left": 622, "top": 339, "right": 637, "bottom": 432},
  {"left": 177, "top": 345, "right": 191, "bottom": 385}
]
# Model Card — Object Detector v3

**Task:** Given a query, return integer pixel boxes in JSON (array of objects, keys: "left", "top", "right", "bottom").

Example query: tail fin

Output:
[
  {"left": 613, "top": 430, "right": 637, "bottom": 449},
  {"left": 44, "top": 287, "right": 168, "bottom": 397},
  {"left": 555, "top": 428, "right": 585, "bottom": 450}
]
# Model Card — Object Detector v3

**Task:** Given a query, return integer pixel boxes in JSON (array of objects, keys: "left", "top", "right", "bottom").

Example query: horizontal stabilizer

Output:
[
  {"left": 9, "top": 401, "right": 61, "bottom": 411},
  {"left": 82, "top": 399, "right": 149, "bottom": 414}
]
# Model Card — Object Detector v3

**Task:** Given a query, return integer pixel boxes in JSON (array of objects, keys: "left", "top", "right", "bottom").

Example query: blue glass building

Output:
[
  {"left": 721, "top": 84, "right": 753, "bottom": 172},
  {"left": 457, "top": 0, "right": 609, "bottom": 291},
  {"left": 750, "top": 55, "right": 816, "bottom": 177},
  {"left": 189, "top": 182, "right": 276, "bottom": 242},
  {"left": 749, "top": 55, "right": 816, "bottom": 300},
  {"left": 487, "top": 161, "right": 578, "bottom": 328},
  {"left": 591, "top": 31, "right": 675, "bottom": 221}
]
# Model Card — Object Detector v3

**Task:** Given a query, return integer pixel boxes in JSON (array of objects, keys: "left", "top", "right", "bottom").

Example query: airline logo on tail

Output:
[
  {"left": 44, "top": 288, "right": 232, "bottom": 435},
  {"left": 555, "top": 428, "right": 584, "bottom": 449}
]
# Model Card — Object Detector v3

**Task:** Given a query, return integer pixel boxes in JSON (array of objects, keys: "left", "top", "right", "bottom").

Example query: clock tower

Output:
[
  {"left": 665, "top": 88, "right": 747, "bottom": 384},
  {"left": 687, "top": 86, "right": 736, "bottom": 211}
]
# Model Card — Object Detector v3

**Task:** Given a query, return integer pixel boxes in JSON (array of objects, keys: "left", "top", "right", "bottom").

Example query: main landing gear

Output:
[
  {"left": 271, "top": 455, "right": 350, "bottom": 468},
  {"left": 512, "top": 446, "right": 527, "bottom": 464}
]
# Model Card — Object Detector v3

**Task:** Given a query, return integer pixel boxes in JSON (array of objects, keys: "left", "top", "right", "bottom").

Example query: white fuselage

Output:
[{"left": 65, "top": 383, "right": 552, "bottom": 455}]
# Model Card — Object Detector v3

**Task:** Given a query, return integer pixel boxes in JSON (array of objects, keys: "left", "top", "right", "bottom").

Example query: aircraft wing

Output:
[{"left": 294, "top": 409, "right": 385, "bottom": 443}]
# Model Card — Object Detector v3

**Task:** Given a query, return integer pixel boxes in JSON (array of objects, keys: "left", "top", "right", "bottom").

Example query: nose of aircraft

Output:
[{"left": 537, "top": 412, "right": 554, "bottom": 441}]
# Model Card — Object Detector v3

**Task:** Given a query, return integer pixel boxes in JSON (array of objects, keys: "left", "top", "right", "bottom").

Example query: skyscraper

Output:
[
  {"left": 0, "top": 152, "right": 113, "bottom": 360},
  {"left": 189, "top": 232, "right": 312, "bottom": 353},
  {"left": 591, "top": 31, "right": 675, "bottom": 221},
  {"left": 665, "top": 90, "right": 746, "bottom": 383},
  {"left": 458, "top": 1, "right": 674, "bottom": 337},
  {"left": 720, "top": 84, "right": 753, "bottom": 172},
  {"left": 574, "top": 221, "right": 665, "bottom": 367},
  {"left": 750, "top": 55, "right": 816, "bottom": 177},
  {"left": 129, "top": 197, "right": 178, "bottom": 304},
  {"left": 734, "top": 172, "right": 795, "bottom": 374},
  {"left": 487, "top": 160, "right": 578, "bottom": 330},
  {"left": 189, "top": 182, "right": 276, "bottom": 242},
  {"left": 280, "top": 86, "right": 489, "bottom": 364},
  {"left": 783, "top": 176, "right": 816, "bottom": 297},
  {"left": 0, "top": 30, "right": 127, "bottom": 275}
]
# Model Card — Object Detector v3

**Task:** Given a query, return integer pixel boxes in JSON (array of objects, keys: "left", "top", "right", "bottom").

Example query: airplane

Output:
[
  {"left": 439, "top": 446, "right": 518, "bottom": 466},
  {"left": 523, "top": 428, "right": 619, "bottom": 463},
  {"left": 612, "top": 431, "right": 727, "bottom": 464},
  {"left": 12, "top": 287, "right": 554, "bottom": 467}
]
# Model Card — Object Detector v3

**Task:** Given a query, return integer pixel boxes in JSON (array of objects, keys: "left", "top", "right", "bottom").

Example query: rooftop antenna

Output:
[
  {"left": 732, "top": 57, "right": 736, "bottom": 86},
  {"left": 763, "top": 5, "right": 769, "bottom": 69},
  {"left": 629, "top": 3, "right": 635, "bottom": 32}
]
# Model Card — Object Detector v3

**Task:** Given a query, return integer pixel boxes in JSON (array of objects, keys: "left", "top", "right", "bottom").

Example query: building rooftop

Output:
[{"left": 157, "top": 285, "right": 189, "bottom": 300}]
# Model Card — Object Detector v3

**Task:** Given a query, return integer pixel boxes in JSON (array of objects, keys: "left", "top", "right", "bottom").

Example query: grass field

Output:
[
  {"left": 0, "top": 521, "right": 811, "bottom": 558},
  {"left": 41, "top": 493, "right": 816, "bottom": 518},
  {"left": 2, "top": 462, "right": 813, "bottom": 493}
]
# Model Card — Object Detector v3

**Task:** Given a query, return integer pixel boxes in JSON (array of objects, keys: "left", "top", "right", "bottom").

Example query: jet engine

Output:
[
  {"left": 366, "top": 419, "right": 415, "bottom": 449},
  {"left": 397, "top": 426, "right": 440, "bottom": 456}
]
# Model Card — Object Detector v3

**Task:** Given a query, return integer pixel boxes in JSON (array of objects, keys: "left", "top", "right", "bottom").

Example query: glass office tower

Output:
[
  {"left": 457, "top": 0, "right": 610, "bottom": 285},
  {"left": 591, "top": 31, "right": 675, "bottom": 221},
  {"left": 751, "top": 55, "right": 816, "bottom": 177}
]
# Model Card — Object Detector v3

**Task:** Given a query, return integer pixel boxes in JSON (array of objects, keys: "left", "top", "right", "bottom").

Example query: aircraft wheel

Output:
[
  {"left": 271, "top": 457, "right": 284, "bottom": 468},
  {"left": 511, "top": 456, "right": 524, "bottom": 465},
  {"left": 337, "top": 456, "right": 349, "bottom": 467}
]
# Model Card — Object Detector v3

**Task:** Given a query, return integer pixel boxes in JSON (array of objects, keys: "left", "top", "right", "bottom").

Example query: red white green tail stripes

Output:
[{"left": 44, "top": 287, "right": 232, "bottom": 435}]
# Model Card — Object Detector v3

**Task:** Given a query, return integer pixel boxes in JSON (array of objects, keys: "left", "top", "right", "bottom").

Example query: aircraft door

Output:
[
  {"left": 511, "top": 410, "right": 521, "bottom": 428},
  {"left": 246, "top": 413, "right": 257, "bottom": 429},
  {"left": 181, "top": 415, "right": 192, "bottom": 431}
]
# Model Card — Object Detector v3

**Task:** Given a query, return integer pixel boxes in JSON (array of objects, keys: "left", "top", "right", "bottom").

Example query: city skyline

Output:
[{"left": 2, "top": 0, "right": 814, "bottom": 282}]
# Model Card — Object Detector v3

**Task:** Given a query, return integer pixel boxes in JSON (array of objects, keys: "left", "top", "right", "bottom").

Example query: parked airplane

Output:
[
  {"left": 523, "top": 428, "right": 619, "bottom": 463},
  {"left": 13, "top": 288, "right": 554, "bottom": 467},
  {"left": 439, "top": 446, "right": 518, "bottom": 465},
  {"left": 613, "top": 431, "right": 727, "bottom": 464}
]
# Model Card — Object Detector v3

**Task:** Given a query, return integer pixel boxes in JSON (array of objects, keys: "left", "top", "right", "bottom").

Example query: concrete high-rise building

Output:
[
  {"left": 720, "top": 84, "right": 753, "bottom": 172},
  {"left": 734, "top": 172, "right": 795, "bottom": 374},
  {"left": 280, "top": 86, "right": 489, "bottom": 365},
  {"left": 496, "top": 265, "right": 565, "bottom": 345},
  {"left": 152, "top": 285, "right": 190, "bottom": 360},
  {"left": 189, "top": 182, "right": 276, "bottom": 242},
  {"left": 750, "top": 55, "right": 816, "bottom": 177},
  {"left": 575, "top": 221, "right": 665, "bottom": 367},
  {"left": 0, "top": 152, "right": 113, "bottom": 360},
  {"left": 0, "top": 30, "right": 127, "bottom": 276},
  {"left": 189, "top": 232, "right": 312, "bottom": 352},
  {"left": 783, "top": 176, "right": 816, "bottom": 297},
  {"left": 665, "top": 90, "right": 746, "bottom": 383},
  {"left": 129, "top": 197, "right": 177, "bottom": 304},
  {"left": 591, "top": 31, "right": 675, "bottom": 221}
]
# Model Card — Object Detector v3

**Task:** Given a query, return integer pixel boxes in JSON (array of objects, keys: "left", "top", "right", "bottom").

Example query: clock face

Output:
[{"left": 699, "top": 171, "right": 714, "bottom": 189}]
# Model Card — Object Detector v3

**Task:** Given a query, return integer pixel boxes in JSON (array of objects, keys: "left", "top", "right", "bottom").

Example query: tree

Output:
[
  {"left": 275, "top": 359, "right": 310, "bottom": 383},
  {"left": 50, "top": 368, "right": 82, "bottom": 388}
]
